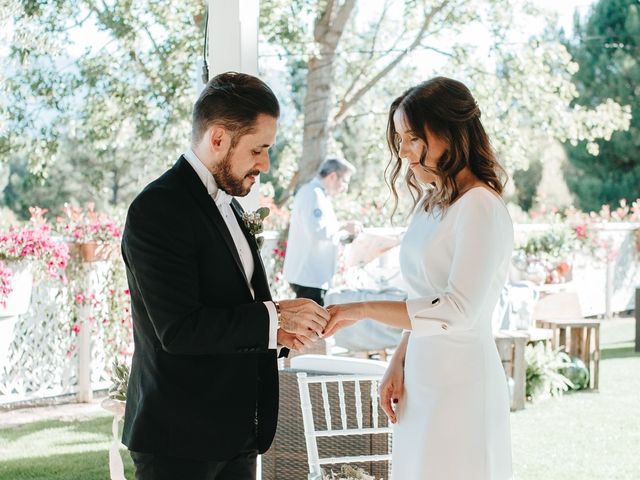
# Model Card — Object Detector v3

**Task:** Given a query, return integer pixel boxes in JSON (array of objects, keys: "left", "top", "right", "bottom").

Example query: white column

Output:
[
  {"left": 77, "top": 264, "right": 96, "bottom": 403},
  {"left": 207, "top": 0, "right": 261, "bottom": 211},
  {"left": 207, "top": 7, "right": 263, "bottom": 478}
]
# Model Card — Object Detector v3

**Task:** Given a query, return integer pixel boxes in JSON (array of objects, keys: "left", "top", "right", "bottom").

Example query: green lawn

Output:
[
  {"left": 0, "top": 318, "right": 638, "bottom": 479},
  {"left": 0, "top": 416, "right": 135, "bottom": 479},
  {"left": 512, "top": 355, "right": 640, "bottom": 479}
]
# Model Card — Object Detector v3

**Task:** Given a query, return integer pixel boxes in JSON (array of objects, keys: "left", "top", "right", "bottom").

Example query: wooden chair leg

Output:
[
  {"left": 584, "top": 326, "right": 592, "bottom": 387},
  {"left": 512, "top": 337, "right": 527, "bottom": 411},
  {"left": 559, "top": 327, "right": 567, "bottom": 351},
  {"left": 593, "top": 325, "right": 600, "bottom": 390},
  {"left": 569, "top": 327, "right": 583, "bottom": 360}
]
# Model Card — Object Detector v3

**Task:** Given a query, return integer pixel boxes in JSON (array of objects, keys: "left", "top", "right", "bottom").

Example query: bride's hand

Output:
[
  {"left": 322, "top": 303, "right": 363, "bottom": 337},
  {"left": 380, "top": 356, "right": 404, "bottom": 424}
]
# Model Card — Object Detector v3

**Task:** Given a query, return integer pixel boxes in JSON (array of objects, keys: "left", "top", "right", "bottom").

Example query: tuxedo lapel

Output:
[
  {"left": 231, "top": 200, "right": 272, "bottom": 302},
  {"left": 173, "top": 157, "right": 252, "bottom": 294}
]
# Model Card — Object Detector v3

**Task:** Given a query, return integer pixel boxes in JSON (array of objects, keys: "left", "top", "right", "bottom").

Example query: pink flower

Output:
[
  {"left": 75, "top": 292, "right": 85, "bottom": 305},
  {"left": 72, "top": 323, "right": 81, "bottom": 334},
  {"left": 575, "top": 225, "right": 587, "bottom": 238}
]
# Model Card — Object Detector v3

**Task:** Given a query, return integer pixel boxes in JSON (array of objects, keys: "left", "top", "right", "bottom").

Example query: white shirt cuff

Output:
[{"left": 264, "top": 301, "right": 279, "bottom": 349}]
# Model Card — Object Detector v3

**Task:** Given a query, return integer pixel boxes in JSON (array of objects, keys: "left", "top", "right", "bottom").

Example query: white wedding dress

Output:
[{"left": 392, "top": 187, "right": 514, "bottom": 479}]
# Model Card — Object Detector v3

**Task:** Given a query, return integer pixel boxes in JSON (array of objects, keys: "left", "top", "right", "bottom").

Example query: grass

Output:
[
  {"left": 0, "top": 318, "right": 637, "bottom": 479},
  {"left": 511, "top": 317, "right": 640, "bottom": 480},
  {"left": 0, "top": 417, "right": 134, "bottom": 479}
]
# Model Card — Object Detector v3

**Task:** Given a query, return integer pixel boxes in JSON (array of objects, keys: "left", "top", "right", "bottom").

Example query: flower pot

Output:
[
  {"left": 0, "top": 261, "right": 33, "bottom": 371},
  {"left": 78, "top": 242, "right": 117, "bottom": 262},
  {"left": 79, "top": 242, "right": 98, "bottom": 262},
  {"left": 0, "top": 261, "right": 33, "bottom": 317}
]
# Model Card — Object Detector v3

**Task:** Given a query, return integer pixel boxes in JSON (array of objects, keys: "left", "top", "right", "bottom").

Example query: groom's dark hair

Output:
[{"left": 191, "top": 72, "right": 280, "bottom": 146}]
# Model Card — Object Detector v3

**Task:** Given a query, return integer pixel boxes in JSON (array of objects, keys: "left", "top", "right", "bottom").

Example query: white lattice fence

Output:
[
  {"left": 0, "top": 260, "right": 131, "bottom": 406},
  {"left": 0, "top": 282, "right": 78, "bottom": 403}
]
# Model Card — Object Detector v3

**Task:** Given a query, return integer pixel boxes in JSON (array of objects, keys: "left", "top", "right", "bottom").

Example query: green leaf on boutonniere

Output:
[{"left": 256, "top": 207, "right": 270, "bottom": 220}]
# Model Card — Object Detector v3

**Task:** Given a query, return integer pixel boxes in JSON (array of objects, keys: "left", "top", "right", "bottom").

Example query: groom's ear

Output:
[{"left": 208, "top": 125, "right": 230, "bottom": 153}]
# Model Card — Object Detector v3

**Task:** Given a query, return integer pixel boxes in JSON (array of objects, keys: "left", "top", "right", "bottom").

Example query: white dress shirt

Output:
[
  {"left": 183, "top": 149, "right": 278, "bottom": 349},
  {"left": 283, "top": 177, "right": 345, "bottom": 290}
]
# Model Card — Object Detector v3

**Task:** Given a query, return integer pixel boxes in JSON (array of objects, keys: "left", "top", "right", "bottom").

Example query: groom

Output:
[{"left": 121, "top": 72, "right": 329, "bottom": 480}]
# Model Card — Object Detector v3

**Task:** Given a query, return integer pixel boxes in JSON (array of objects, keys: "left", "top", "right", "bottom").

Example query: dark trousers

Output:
[
  {"left": 290, "top": 283, "right": 326, "bottom": 306},
  {"left": 130, "top": 434, "right": 258, "bottom": 480}
]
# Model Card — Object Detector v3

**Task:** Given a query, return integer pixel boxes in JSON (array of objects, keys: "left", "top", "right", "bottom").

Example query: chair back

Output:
[{"left": 296, "top": 371, "right": 392, "bottom": 478}]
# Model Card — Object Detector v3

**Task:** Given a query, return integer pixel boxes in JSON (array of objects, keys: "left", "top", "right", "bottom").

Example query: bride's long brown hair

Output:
[{"left": 385, "top": 77, "right": 507, "bottom": 217}]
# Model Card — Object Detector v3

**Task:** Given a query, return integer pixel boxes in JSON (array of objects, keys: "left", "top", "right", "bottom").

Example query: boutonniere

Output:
[{"left": 241, "top": 207, "right": 270, "bottom": 249}]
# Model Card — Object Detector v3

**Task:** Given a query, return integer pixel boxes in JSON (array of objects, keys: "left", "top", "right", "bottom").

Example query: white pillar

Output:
[
  {"left": 77, "top": 263, "right": 97, "bottom": 403},
  {"left": 207, "top": 0, "right": 261, "bottom": 211},
  {"left": 206, "top": 4, "right": 263, "bottom": 478}
]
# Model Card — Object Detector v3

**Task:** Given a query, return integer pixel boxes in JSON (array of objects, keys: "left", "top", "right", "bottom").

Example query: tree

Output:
[
  {"left": 1, "top": 0, "right": 632, "bottom": 221},
  {"left": 260, "top": 0, "right": 631, "bottom": 209},
  {"left": 0, "top": 0, "right": 204, "bottom": 216},
  {"left": 261, "top": 0, "right": 473, "bottom": 204},
  {"left": 562, "top": 0, "right": 640, "bottom": 211},
  {"left": 512, "top": 158, "right": 543, "bottom": 212}
]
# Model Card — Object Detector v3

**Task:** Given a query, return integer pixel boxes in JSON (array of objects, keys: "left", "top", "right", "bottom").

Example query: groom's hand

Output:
[
  {"left": 277, "top": 299, "right": 329, "bottom": 340},
  {"left": 277, "top": 329, "right": 313, "bottom": 351}
]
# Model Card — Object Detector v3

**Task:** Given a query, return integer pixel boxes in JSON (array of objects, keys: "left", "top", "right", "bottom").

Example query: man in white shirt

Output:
[{"left": 283, "top": 158, "right": 361, "bottom": 306}]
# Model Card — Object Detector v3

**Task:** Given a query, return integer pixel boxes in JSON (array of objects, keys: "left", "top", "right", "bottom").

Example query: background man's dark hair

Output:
[
  {"left": 318, "top": 158, "right": 356, "bottom": 178},
  {"left": 191, "top": 72, "right": 280, "bottom": 146}
]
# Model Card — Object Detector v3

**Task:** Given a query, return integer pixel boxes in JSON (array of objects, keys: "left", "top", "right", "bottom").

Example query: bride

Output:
[{"left": 323, "top": 77, "right": 514, "bottom": 479}]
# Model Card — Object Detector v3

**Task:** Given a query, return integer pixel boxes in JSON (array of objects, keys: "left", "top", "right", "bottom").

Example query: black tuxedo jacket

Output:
[{"left": 121, "top": 156, "right": 284, "bottom": 461}]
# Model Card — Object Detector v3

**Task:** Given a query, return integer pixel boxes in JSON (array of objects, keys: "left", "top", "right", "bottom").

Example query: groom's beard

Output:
[{"left": 212, "top": 148, "right": 260, "bottom": 197}]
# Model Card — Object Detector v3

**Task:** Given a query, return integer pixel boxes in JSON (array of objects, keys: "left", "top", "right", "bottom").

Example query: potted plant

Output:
[
  {"left": 0, "top": 207, "right": 69, "bottom": 316},
  {"left": 514, "top": 227, "right": 580, "bottom": 284},
  {"left": 0, "top": 208, "right": 69, "bottom": 369},
  {"left": 56, "top": 203, "right": 122, "bottom": 262},
  {"left": 525, "top": 342, "right": 574, "bottom": 401}
]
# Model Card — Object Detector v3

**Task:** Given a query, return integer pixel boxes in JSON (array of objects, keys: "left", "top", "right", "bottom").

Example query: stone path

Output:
[{"left": 0, "top": 397, "right": 108, "bottom": 428}]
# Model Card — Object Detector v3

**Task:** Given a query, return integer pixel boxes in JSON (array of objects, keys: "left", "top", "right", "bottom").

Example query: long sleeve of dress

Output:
[{"left": 405, "top": 193, "right": 511, "bottom": 337}]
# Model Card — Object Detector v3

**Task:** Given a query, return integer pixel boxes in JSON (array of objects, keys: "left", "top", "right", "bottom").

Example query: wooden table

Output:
[
  {"left": 494, "top": 331, "right": 529, "bottom": 411},
  {"left": 536, "top": 318, "right": 601, "bottom": 390},
  {"left": 494, "top": 328, "right": 553, "bottom": 411}
]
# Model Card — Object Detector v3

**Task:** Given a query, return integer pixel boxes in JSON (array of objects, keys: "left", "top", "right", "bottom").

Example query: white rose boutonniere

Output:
[{"left": 241, "top": 207, "right": 270, "bottom": 249}]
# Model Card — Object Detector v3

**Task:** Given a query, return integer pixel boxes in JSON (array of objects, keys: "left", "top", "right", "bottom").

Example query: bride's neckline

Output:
[
  {"left": 451, "top": 185, "right": 509, "bottom": 215},
  {"left": 456, "top": 184, "right": 502, "bottom": 203}
]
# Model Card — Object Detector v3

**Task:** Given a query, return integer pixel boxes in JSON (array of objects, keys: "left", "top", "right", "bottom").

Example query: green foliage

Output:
[
  {"left": 322, "top": 465, "right": 375, "bottom": 480},
  {"left": 525, "top": 342, "right": 574, "bottom": 400},
  {"left": 1, "top": 0, "right": 634, "bottom": 221},
  {"left": 260, "top": 0, "right": 631, "bottom": 212},
  {"left": 559, "top": 357, "right": 590, "bottom": 390},
  {"left": 519, "top": 227, "right": 579, "bottom": 259},
  {"left": 512, "top": 157, "right": 543, "bottom": 212},
  {"left": 1, "top": 0, "right": 204, "bottom": 211},
  {"left": 562, "top": 0, "right": 640, "bottom": 212},
  {"left": 109, "top": 358, "right": 130, "bottom": 402}
]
